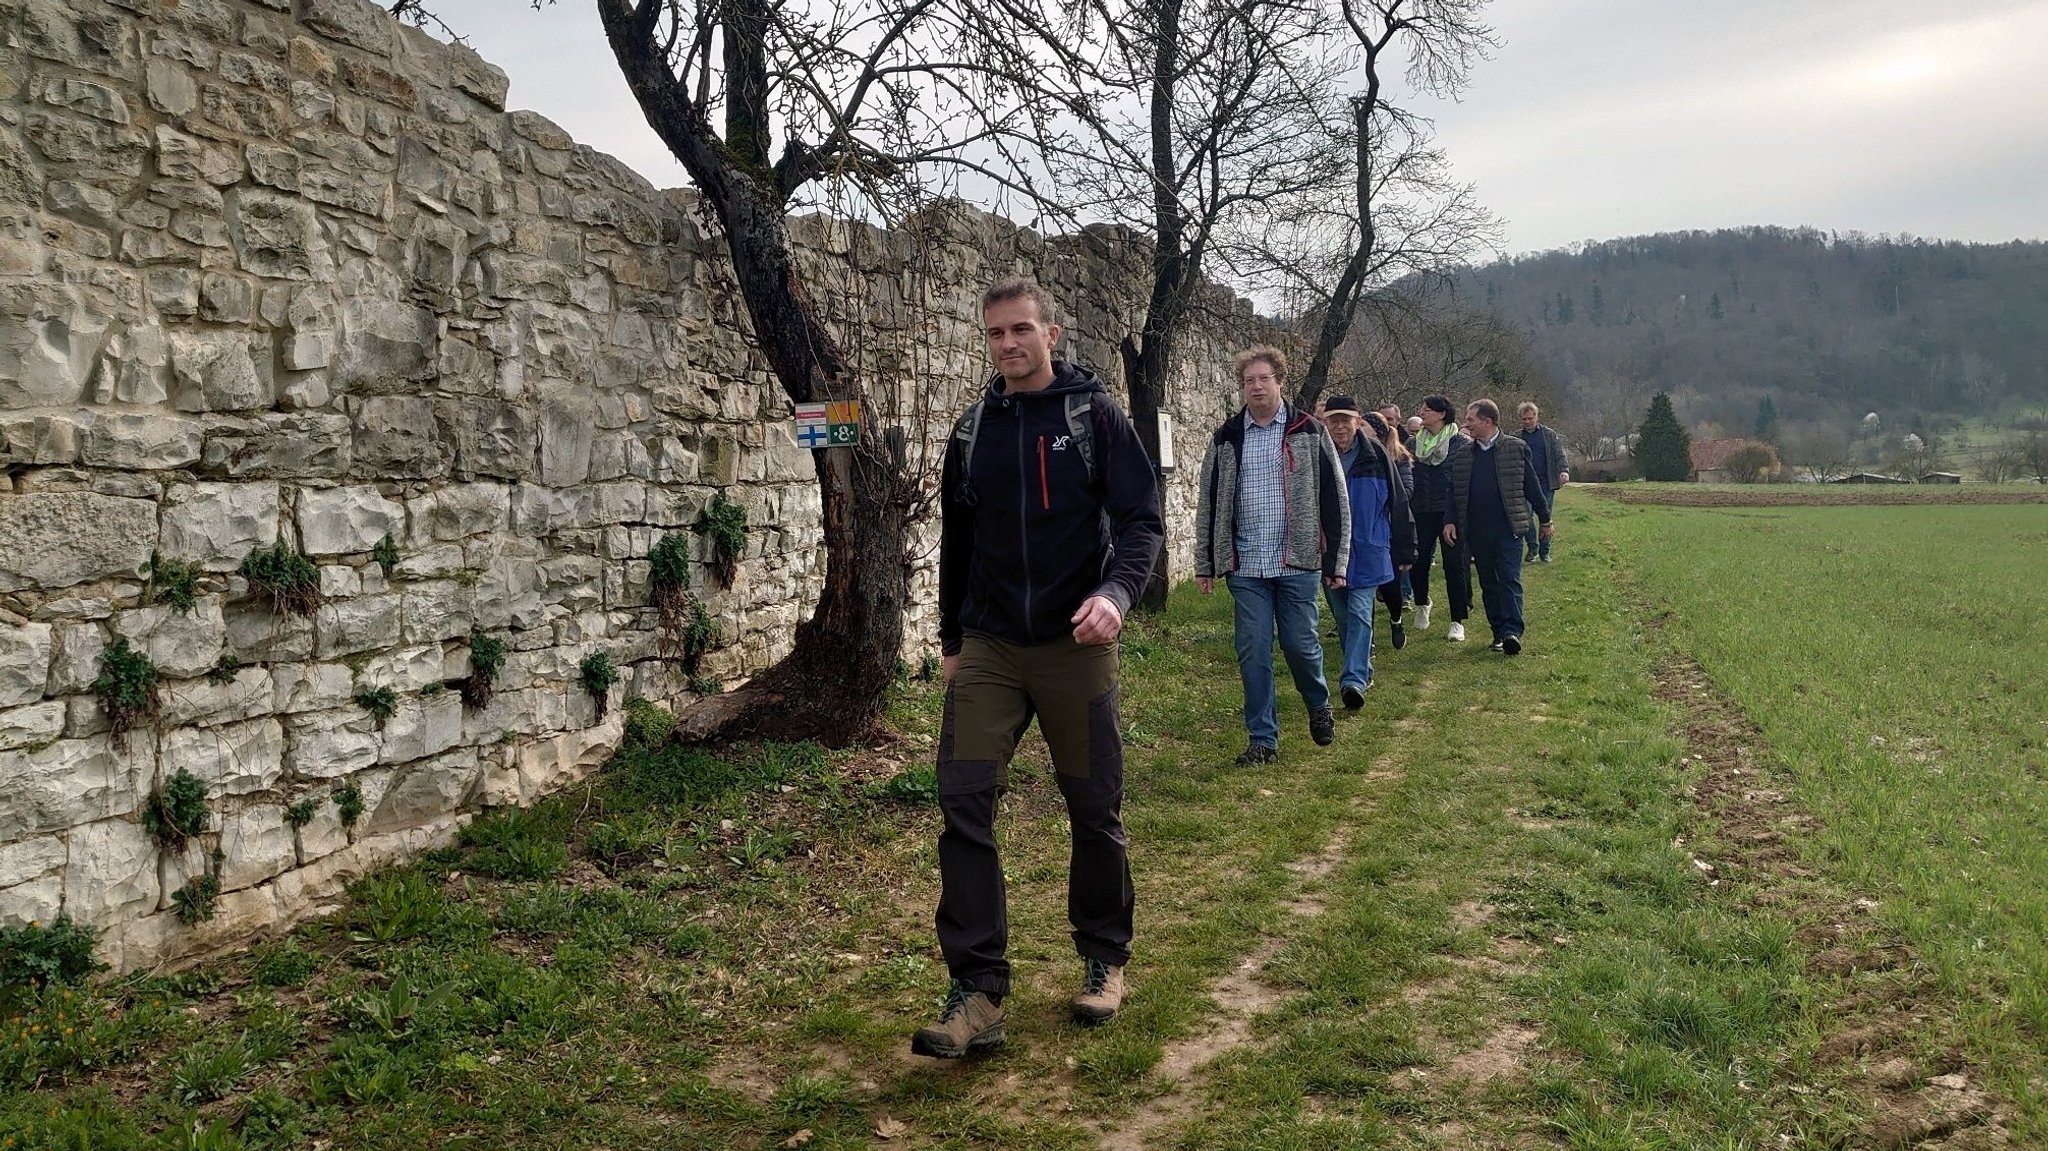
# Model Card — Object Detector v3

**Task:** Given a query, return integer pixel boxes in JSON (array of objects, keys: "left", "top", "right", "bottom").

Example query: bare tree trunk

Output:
[
  {"left": 1298, "top": 95, "right": 1375, "bottom": 411},
  {"left": 600, "top": 0, "right": 907, "bottom": 746}
]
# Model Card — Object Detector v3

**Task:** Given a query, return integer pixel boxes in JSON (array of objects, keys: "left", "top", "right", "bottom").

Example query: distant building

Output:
[
  {"left": 1833, "top": 472, "right": 1910, "bottom": 485},
  {"left": 1919, "top": 471, "right": 1963, "bottom": 484}
]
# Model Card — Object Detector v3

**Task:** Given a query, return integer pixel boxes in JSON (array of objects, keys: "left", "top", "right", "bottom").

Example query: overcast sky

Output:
[{"left": 423, "top": 0, "right": 2048, "bottom": 258}]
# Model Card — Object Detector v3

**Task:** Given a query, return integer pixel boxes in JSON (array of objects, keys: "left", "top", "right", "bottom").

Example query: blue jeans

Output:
[
  {"left": 1470, "top": 532, "right": 1526, "bottom": 643},
  {"left": 1227, "top": 571, "right": 1330, "bottom": 748},
  {"left": 1523, "top": 492, "right": 1554, "bottom": 559},
  {"left": 1323, "top": 583, "right": 1374, "bottom": 694}
]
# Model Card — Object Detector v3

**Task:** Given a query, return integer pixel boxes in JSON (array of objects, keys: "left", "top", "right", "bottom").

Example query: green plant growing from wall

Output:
[
  {"left": 687, "top": 672, "right": 721, "bottom": 696},
  {"left": 207, "top": 654, "right": 243, "bottom": 685},
  {"left": 462, "top": 633, "right": 506, "bottom": 708},
  {"left": 649, "top": 532, "right": 701, "bottom": 666},
  {"left": 92, "top": 638, "right": 161, "bottom": 744},
  {"left": 0, "top": 915, "right": 104, "bottom": 992},
  {"left": 172, "top": 872, "right": 221, "bottom": 926},
  {"left": 696, "top": 490, "right": 748, "bottom": 587},
  {"left": 143, "top": 769, "right": 209, "bottom": 849},
  {"left": 354, "top": 685, "right": 398, "bottom": 728},
  {"left": 579, "top": 651, "right": 619, "bottom": 718},
  {"left": 148, "top": 552, "right": 202, "bottom": 615},
  {"left": 372, "top": 533, "right": 400, "bottom": 577},
  {"left": 333, "top": 781, "right": 365, "bottom": 830},
  {"left": 284, "top": 797, "right": 321, "bottom": 829},
  {"left": 239, "top": 540, "right": 323, "bottom": 617}
]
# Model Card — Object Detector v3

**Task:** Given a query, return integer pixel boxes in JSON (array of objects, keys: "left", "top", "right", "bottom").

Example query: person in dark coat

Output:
[
  {"left": 1408, "top": 394, "right": 1473, "bottom": 643},
  {"left": 1443, "top": 398, "right": 1552, "bottom": 655},
  {"left": 1514, "top": 402, "right": 1567, "bottom": 563}
]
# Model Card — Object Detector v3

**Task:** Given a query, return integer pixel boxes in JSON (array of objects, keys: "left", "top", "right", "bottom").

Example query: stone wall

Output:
[{"left": 0, "top": 0, "right": 1258, "bottom": 972}]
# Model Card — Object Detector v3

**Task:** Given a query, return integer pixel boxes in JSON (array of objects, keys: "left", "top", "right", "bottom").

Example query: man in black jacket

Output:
[
  {"left": 1443, "top": 398, "right": 1552, "bottom": 655},
  {"left": 913, "top": 279, "right": 1163, "bottom": 1058}
]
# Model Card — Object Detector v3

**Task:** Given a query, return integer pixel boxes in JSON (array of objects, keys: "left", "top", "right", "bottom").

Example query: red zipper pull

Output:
[{"left": 1038, "top": 435, "right": 1050, "bottom": 509}]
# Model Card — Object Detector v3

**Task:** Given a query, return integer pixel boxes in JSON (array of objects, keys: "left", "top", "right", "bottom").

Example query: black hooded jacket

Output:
[{"left": 937, "top": 362, "right": 1163, "bottom": 655}]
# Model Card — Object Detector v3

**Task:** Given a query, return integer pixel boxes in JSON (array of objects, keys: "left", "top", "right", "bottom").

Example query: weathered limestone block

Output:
[
  {"left": 407, "top": 484, "right": 509, "bottom": 545},
  {"left": 472, "top": 555, "right": 543, "bottom": 631},
  {"left": 167, "top": 331, "right": 268, "bottom": 412},
  {"left": 0, "top": 414, "right": 83, "bottom": 466},
  {"left": 0, "top": 493, "right": 155, "bottom": 593},
  {"left": 537, "top": 387, "right": 597, "bottom": 485},
  {"left": 0, "top": 700, "right": 65, "bottom": 751},
  {"left": 487, "top": 714, "right": 622, "bottom": 807},
  {"left": 223, "top": 600, "right": 313, "bottom": 663},
  {"left": 0, "top": 622, "right": 54, "bottom": 707},
  {"left": 270, "top": 661, "right": 352, "bottom": 714},
  {"left": 0, "top": 291, "right": 111, "bottom": 408},
  {"left": 154, "top": 124, "right": 241, "bottom": 186},
  {"left": 22, "top": 0, "right": 140, "bottom": 80},
  {"left": 400, "top": 580, "right": 473, "bottom": 644},
  {"left": 231, "top": 189, "right": 331, "bottom": 281},
  {"left": 379, "top": 693, "right": 462, "bottom": 765},
  {"left": 358, "top": 645, "right": 443, "bottom": 693},
  {"left": 367, "top": 746, "right": 479, "bottom": 834},
  {"left": 0, "top": 837, "right": 67, "bottom": 906},
  {"left": 285, "top": 707, "right": 380, "bottom": 779},
  {"left": 110, "top": 601, "right": 225, "bottom": 678},
  {"left": 0, "top": 729, "right": 149, "bottom": 839},
  {"left": 92, "top": 323, "right": 171, "bottom": 405},
  {"left": 159, "top": 666, "right": 274, "bottom": 729},
  {"left": 0, "top": 876, "right": 65, "bottom": 927},
  {"left": 350, "top": 396, "right": 445, "bottom": 479},
  {"left": 161, "top": 482, "right": 279, "bottom": 570},
  {"left": 146, "top": 57, "right": 198, "bottom": 116},
  {"left": 539, "top": 555, "right": 605, "bottom": 613},
  {"left": 61, "top": 818, "right": 159, "bottom": 927},
  {"left": 313, "top": 592, "right": 400, "bottom": 658},
  {"left": 199, "top": 273, "right": 254, "bottom": 325},
  {"left": 160, "top": 716, "right": 285, "bottom": 798},
  {"left": 80, "top": 412, "right": 205, "bottom": 469},
  {"left": 202, "top": 413, "right": 353, "bottom": 479},
  {"left": 336, "top": 298, "right": 433, "bottom": 392},
  {"left": 218, "top": 804, "right": 294, "bottom": 890},
  {"left": 318, "top": 564, "right": 360, "bottom": 599},
  {"left": 46, "top": 623, "right": 106, "bottom": 696},
  {"left": 302, "top": 0, "right": 392, "bottom": 55},
  {"left": 301, "top": 165, "right": 390, "bottom": 219},
  {"left": 296, "top": 486, "right": 404, "bottom": 556},
  {"left": 447, "top": 401, "right": 535, "bottom": 480}
]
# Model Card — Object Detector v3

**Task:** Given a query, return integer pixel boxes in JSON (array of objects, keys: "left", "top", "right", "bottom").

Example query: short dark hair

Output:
[
  {"left": 1421, "top": 394, "right": 1455, "bottom": 419},
  {"left": 981, "top": 278, "right": 1056, "bottom": 325},
  {"left": 1466, "top": 398, "right": 1501, "bottom": 425}
]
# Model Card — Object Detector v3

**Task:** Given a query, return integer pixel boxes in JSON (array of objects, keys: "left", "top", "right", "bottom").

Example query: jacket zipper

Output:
[{"left": 1038, "top": 435, "right": 1050, "bottom": 510}]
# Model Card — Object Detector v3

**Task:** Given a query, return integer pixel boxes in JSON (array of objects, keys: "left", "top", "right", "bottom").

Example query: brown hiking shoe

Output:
[
  {"left": 910, "top": 982, "right": 1005, "bottom": 1058},
  {"left": 1072, "top": 958, "right": 1126, "bottom": 1024}
]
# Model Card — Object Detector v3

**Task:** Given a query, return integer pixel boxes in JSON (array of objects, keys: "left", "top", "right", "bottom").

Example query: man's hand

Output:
[
  {"left": 1557, "top": 471, "right": 1570, "bottom": 487},
  {"left": 1071, "top": 595, "right": 1124, "bottom": 645},
  {"left": 1442, "top": 523, "right": 1458, "bottom": 546},
  {"left": 1398, "top": 564, "right": 1412, "bottom": 572},
  {"left": 1196, "top": 577, "right": 1215, "bottom": 595},
  {"left": 942, "top": 654, "right": 958, "bottom": 683},
  {"left": 1539, "top": 522, "right": 1555, "bottom": 541},
  {"left": 1324, "top": 575, "right": 1347, "bottom": 589}
]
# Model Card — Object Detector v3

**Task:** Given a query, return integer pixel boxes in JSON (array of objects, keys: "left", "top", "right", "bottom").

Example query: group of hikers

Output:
[{"left": 911, "top": 279, "right": 1569, "bottom": 1059}]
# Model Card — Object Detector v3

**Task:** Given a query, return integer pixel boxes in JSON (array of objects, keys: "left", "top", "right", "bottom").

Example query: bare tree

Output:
[
  {"left": 590, "top": 0, "right": 1060, "bottom": 745},
  {"left": 1255, "top": 0, "right": 1501, "bottom": 410}
]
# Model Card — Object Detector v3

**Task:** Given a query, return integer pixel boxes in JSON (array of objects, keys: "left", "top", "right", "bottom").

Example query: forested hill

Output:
[{"left": 1453, "top": 227, "right": 2048, "bottom": 435}]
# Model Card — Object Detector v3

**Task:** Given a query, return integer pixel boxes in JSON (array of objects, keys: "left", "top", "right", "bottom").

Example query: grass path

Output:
[{"left": 4, "top": 491, "right": 2036, "bottom": 1148}]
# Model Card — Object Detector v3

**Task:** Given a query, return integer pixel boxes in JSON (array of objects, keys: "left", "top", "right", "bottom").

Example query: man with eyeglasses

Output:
[{"left": 1194, "top": 346, "right": 1350, "bottom": 765}]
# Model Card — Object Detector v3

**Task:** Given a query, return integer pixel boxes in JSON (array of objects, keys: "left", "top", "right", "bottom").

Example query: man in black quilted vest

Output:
[
  {"left": 1442, "top": 399, "right": 1553, "bottom": 655},
  {"left": 914, "top": 279, "right": 1163, "bottom": 1058}
]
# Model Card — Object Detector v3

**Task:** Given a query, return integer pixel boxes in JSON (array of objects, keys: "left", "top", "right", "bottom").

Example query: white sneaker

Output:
[
  {"left": 1413, "top": 603, "right": 1431, "bottom": 631},
  {"left": 1447, "top": 622, "right": 1466, "bottom": 642}
]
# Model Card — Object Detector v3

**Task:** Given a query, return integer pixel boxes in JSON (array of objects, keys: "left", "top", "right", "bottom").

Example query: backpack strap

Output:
[
  {"left": 951, "top": 400, "right": 985, "bottom": 502},
  {"left": 1065, "top": 391, "right": 1102, "bottom": 489}
]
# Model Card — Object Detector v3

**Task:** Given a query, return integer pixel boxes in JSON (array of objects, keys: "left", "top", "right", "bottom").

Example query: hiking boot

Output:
[
  {"left": 1234, "top": 742, "right": 1278, "bottom": 766},
  {"left": 1072, "top": 958, "right": 1126, "bottom": 1024},
  {"left": 1309, "top": 707, "right": 1335, "bottom": 746},
  {"left": 1390, "top": 619, "right": 1406, "bottom": 649},
  {"left": 910, "top": 982, "right": 1005, "bottom": 1059},
  {"left": 1447, "top": 622, "right": 1466, "bottom": 642},
  {"left": 1489, "top": 640, "right": 1505, "bottom": 653},
  {"left": 1413, "top": 603, "right": 1431, "bottom": 631},
  {"left": 1502, "top": 634, "right": 1522, "bottom": 656},
  {"left": 1341, "top": 683, "right": 1367, "bottom": 711}
]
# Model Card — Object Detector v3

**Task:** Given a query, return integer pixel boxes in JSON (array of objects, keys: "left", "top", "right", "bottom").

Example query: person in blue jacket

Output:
[{"left": 1319, "top": 396, "right": 1416, "bottom": 709}]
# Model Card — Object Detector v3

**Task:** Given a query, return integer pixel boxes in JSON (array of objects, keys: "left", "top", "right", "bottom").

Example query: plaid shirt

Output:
[{"left": 1232, "top": 405, "right": 1289, "bottom": 578}]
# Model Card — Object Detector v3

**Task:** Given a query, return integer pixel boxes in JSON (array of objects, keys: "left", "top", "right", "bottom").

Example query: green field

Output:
[{"left": 4, "top": 492, "right": 2044, "bottom": 1149}]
